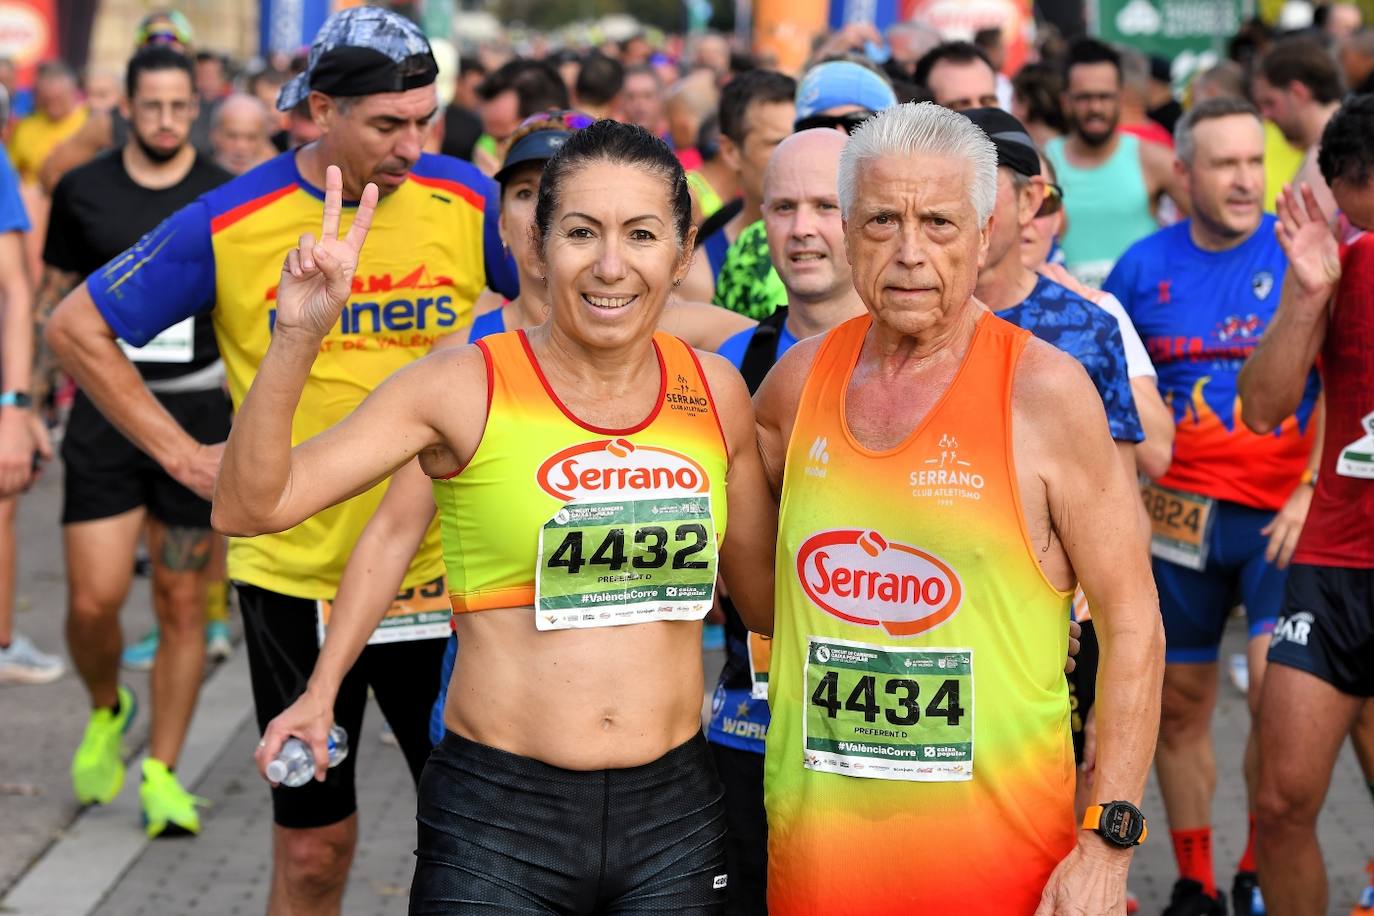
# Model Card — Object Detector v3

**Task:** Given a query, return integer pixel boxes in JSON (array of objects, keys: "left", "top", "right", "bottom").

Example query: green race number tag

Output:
[
  {"left": 804, "top": 637, "right": 973, "bottom": 782},
  {"left": 535, "top": 496, "right": 717, "bottom": 630},
  {"left": 1337, "top": 411, "right": 1374, "bottom": 479}
]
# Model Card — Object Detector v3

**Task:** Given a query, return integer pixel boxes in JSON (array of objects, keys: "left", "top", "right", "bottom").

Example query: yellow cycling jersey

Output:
[
  {"left": 433, "top": 329, "right": 729, "bottom": 625},
  {"left": 88, "top": 150, "right": 516, "bottom": 599}
]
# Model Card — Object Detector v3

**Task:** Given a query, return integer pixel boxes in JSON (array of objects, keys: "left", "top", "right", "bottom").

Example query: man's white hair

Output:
[{"left": 838, "top": 102, "right": 998, "bottom": 225}]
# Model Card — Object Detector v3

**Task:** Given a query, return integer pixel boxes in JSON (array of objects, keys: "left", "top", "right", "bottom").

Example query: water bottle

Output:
[{"left": 265, "top": 724, "right": 349, "bottom": 788}]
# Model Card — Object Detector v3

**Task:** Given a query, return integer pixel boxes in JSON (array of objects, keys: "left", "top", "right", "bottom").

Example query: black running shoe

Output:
[
  {"left": 1231, "top": 871, "right": 1265, "bottom": 916},
  {"left": 1163, "top": 878, "right": 1229, "bottom": 916}
]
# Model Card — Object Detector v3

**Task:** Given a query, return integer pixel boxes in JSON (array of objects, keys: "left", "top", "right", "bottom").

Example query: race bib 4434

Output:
[{"left": 803, "top": 636, "right": 973, "bottom": 782}]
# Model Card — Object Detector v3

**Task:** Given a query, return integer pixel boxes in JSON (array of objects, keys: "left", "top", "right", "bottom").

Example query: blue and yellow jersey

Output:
[
  {"left": 89, "top": 150, "right": 517, "bottom": 599},
  {"left": 1105, "top": 216, "right": 1319, "bottom": 511}
]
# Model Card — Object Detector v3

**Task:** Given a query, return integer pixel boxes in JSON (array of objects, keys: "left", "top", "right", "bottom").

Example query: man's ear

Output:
[
  {"left": 1019, "top": 176, "right": 1045, "bottom": 230},
  {"left": 718, "top": 133, "right": 741, "bottom": 174}
]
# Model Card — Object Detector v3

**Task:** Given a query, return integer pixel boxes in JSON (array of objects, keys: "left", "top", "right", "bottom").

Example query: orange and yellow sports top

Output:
[
  {"left": 765, "top": 313, "right": 1076, "bottom": 915},
  {"left": 434, "top": 329, "right": 730, "bottom": 618}
]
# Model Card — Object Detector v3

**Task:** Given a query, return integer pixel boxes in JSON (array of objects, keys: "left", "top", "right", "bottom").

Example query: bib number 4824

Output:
[{"left": 810, "top": 671, "right": 966, "bottom": 727}]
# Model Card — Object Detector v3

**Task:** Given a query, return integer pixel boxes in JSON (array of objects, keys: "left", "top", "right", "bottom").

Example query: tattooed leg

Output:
[{"left": 146, "top": 520, "right": 211, "bottom": 767}]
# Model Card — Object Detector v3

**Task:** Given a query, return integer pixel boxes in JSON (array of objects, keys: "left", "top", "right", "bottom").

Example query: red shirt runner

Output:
[{"left": 1292, "top": 233, "right": 1374, "bottom": 568}]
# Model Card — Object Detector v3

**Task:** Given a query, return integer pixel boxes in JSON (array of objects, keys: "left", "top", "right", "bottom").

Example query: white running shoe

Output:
[
  {"left": 1229, "top": 653, "right": 1249, "bottom": 694},
  {"left": 0, "top": 634, "right": 65, "bottom": 685}
]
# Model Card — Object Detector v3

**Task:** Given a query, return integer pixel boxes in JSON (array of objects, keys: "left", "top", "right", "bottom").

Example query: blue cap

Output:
[
  {"left": 277, "top": 7, "right": 437, "bottom": 112},
  {"left": 794, "top": 61, "right": 898, "bottom": 125},
  {"left": 495, "top": 129, "right": 572, "bottom": 186}
]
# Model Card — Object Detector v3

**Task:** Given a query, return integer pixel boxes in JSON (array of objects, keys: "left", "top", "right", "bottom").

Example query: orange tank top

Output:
[{"left": 765, "top": 312, "right": 1075, "bottom": 915}]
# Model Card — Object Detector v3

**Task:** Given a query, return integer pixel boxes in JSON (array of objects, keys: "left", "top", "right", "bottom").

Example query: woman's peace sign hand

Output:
[{"left": 274, "top": 165, "right": 379, "bottom": 339}]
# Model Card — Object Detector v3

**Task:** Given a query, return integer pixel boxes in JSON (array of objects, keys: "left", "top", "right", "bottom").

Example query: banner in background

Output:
[
  {"left": 260, "top": 0, "right": 333, "bottom": 57},
  {"left": 900, "top": 0, "right": 1033, "bottom": 73},
  {"left": 752, "top": 0, "right": 828, "bottom": 74},
  {"left": 0, "top": 0, "right": 55, "bottom": 83},
  {"left": 1092, "top": 0, "right": 1245, "bottom": 82},
  {"left": 828, "top": 0, "right": 900, "bottom": 32}
]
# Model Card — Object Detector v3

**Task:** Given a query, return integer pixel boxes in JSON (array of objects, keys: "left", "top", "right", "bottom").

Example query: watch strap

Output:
[{"left": 0, "top": 390, "right": 31, "bottom": 408}]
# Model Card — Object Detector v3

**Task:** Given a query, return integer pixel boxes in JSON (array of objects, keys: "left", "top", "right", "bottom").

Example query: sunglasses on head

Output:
[
  {"left": 1037, "top": 182, "right": 1064, "bottom": 218},
  {"left": 140, "top": 30, "right": 184, "bottom": 47},
  {"left": 793, "top": 109, "right": 877, "bottom": 135},
  {"left": 519, "top": 109, "right": 597, "bottom": 131}
]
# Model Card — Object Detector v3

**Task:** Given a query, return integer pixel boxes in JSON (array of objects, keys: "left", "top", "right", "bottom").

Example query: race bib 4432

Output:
[{"left": 535, "top": 496, "right": 717, "bottom": 630}]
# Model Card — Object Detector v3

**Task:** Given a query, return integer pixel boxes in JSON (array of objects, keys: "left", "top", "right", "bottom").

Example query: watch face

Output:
[{"left": 1103, "top": 803, "right": 1145, "bottom": 846}]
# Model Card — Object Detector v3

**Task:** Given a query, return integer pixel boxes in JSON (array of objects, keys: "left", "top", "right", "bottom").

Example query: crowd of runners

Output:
[{"left": 0, "top": 4, "right": 1372, "bottom": 915}]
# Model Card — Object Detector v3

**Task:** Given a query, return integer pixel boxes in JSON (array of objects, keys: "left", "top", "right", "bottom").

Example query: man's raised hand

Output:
[{"left": 274, "top": 164, "right": 379, "bottom": 339}]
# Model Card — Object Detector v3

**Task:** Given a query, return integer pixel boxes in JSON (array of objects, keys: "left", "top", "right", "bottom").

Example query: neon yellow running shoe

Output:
[
  {"left": 71, "top": 685, "right": 137, "bottom": 804},
  {"left": 139, "top": 758, "right": 206, "bottom": 837}
]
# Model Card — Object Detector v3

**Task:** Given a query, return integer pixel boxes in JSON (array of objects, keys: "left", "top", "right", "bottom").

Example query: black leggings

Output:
[{"left": 410, "top": 731, "right": 728, "bottom": 915}]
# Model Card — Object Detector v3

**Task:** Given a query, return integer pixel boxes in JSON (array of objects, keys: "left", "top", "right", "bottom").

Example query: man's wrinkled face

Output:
[{"left": 844, "top": 152, "right": 989, "bottom": 336}]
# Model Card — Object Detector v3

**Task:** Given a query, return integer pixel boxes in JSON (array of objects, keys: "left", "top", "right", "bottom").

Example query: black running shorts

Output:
[
  {"left": 238, "top": 584, "right": 447, "bottom": 829},
  {"left": 411, "top": 730, "right": 728, "bottom": 915},
  {"left": 61, "top": 388, "right": 231, "bottom": 528},
  {"left": 1266, "top": 563, "right": 1374, "bottom": 697},
  {"left": 709, "top": 742, "right": 767, "bottom": 916}
]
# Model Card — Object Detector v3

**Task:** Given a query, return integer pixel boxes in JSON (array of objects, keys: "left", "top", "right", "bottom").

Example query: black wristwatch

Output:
[
  {"left": 0, "top": 390, "right": 32, "bottom": 409},
  {"left": 1081, "top": 800, "right": 1147, "bottom": 848}
]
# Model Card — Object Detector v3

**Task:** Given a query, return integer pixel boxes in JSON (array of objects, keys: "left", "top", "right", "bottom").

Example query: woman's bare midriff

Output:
[{"left": 443, "top": 607, "right": 707, "bottom": 770}]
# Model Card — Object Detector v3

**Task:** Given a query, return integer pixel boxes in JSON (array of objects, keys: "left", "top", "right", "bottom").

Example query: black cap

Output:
[
  {"left": 958, "top": 107, "right": 1040, "bottom": 178},
  {"left": 494, "top": 129, "right": 572, "bottom": 186},
  {"left": 277, "top": 7, "right": 438, "bottom": 112}
]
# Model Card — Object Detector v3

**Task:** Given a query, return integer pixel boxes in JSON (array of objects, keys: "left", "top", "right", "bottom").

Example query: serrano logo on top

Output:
[
  {"left": 537, "top": 439, "right": 710, "bottom": 502},
  {"left": 797, "top": 529, "right": 963, "bottom": 637},
  {"left": 265, "top": 265, "right": 460, "bottom": 335}
]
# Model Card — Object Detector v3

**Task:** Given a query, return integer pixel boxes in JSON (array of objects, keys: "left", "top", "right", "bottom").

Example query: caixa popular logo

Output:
[
  {"left": 537, "top": 439, "right": 710, "bottom": 502},
  {"left": 796, "top": 529, "right": 963, "bottom": 637}
]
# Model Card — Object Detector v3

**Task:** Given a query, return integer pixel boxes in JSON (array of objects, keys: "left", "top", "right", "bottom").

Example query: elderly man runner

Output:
[{"left": 755, "top": 101, "right": 1164, "bottom": 915}]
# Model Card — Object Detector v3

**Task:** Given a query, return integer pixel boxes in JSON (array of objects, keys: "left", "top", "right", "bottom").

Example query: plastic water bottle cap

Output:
[{"left": 265, "top": 759, "right": 288, "bottom": 783}]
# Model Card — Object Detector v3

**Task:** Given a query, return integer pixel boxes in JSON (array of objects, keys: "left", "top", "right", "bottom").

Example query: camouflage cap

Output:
[{"left": 277, "top": 6, "right": 438, "bottom": 112}]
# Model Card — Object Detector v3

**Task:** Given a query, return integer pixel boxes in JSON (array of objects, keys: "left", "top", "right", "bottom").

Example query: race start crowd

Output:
[{"left": 0, "top": 4, "right": 1371, "bottom": 916}]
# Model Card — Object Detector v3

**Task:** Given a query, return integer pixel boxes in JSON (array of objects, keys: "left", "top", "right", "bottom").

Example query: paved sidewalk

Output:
[{"left": 3, "top": 469, "right": 1371, "bottom": 913}]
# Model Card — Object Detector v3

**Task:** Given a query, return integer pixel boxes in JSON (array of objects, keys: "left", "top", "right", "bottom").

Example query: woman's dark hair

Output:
[
  {"left": 535, "top": 119, "right": 692, "bottom": 253},
  {"left": 1011, "top": 62, "right": 1068, "bottom": 134}
]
